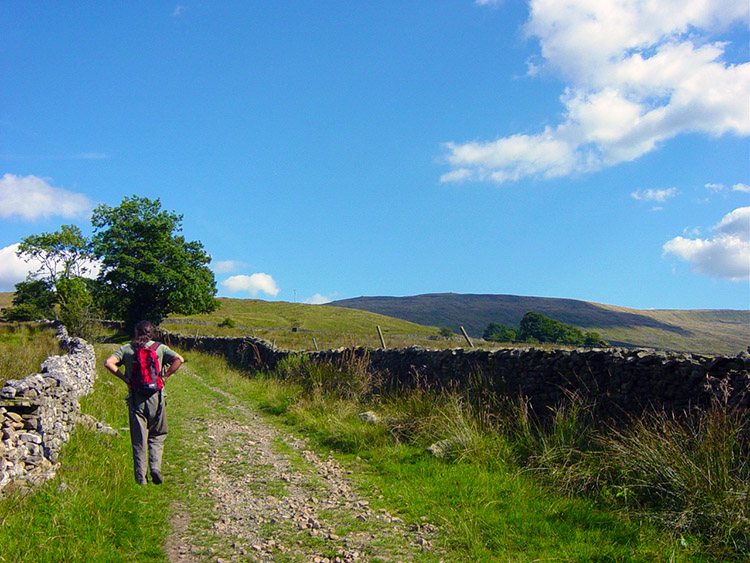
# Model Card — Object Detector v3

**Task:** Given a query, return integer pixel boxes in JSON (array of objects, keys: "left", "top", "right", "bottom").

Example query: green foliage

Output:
[
  {"left": 2, "top": 279, "right": 56, "bottom": 321},
  {"left": 91, "top": 195, "right": 219, "bottom": 329},
  {"left": 9, "top": 226, "right": 99, "bottom": 333},
  {"left": 17, "top": 224, "right": 95, "bottom": 284},
  {"left": 218, "top": 317, "right": 236, "bottom": 328},
  {"left": 437, "top": 327, "right": 454, "bottom": 338},
  {"left": 482, "top": 322, "right": 516, "bottom": 342},
  {"left": 56, "top": 277, "right": 99, "bottom": 340},
  {"left": 10, "top": 279, "right": 56, "bottom": 317},
  {"left": 518, "top": 311, "right": 587, "bottom": 346},
  {"left": 584, "top": 331, "right": 604, "bottom": 346},
  {"left": 1, "top": 302, "right": 49, "bottom": 322}
]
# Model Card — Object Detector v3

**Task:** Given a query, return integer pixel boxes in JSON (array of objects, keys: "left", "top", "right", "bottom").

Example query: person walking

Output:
[{"left": 104, "top": 320, "right": 184, "bottom": 485}]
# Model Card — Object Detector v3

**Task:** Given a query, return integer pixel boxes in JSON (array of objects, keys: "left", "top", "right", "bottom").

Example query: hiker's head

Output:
[{"left": 132, "top": 320, "right": 154, "bottom": 348}]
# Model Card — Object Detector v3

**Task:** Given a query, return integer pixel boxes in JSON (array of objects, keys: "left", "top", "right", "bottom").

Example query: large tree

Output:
[{"left": 91, "top": 195, "right": 219, "bottom": 329}]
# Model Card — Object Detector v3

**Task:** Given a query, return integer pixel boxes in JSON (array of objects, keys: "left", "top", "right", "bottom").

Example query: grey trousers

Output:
[{"left": 128, "top": 390, "right": 167, "bottom": 483}]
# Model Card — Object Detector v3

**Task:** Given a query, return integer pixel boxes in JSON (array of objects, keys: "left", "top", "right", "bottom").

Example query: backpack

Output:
[{"left": 130, "top": 342, "right": 163, "bottom": 395}]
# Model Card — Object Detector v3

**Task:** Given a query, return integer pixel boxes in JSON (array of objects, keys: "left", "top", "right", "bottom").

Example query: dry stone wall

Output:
[
  {"left": 159, "top": 330, "right": 750, "bottom": 418},
  {"left": 0, "top": 324, "right": 97, "bottom": 493}
]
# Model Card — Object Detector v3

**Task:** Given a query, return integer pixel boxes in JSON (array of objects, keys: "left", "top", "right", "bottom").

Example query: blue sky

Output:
[{"left": 1, "top": 1, "right": 748, "bottom": 310}]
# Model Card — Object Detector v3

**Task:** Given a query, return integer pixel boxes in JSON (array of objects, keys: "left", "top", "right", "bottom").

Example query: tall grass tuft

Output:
[
  {"left": 593, "top": 390, "right": 749, "bottom": 555},
  {"left": 0, "top": 323, "right": 60, "bottom": 386},
  {"left": 276, "top": 349, "right": 379, "bottom": 401},
  {"left": 501, "top": 381, "right": 749, "bottom": 557}
]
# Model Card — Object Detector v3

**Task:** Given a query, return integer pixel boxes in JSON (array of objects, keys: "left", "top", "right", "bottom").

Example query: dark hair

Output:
[{"left": 131, "top": 320, "right": 154, "bottom": 349}]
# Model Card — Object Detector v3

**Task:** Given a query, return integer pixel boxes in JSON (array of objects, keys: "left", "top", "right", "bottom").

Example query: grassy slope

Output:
[
  {"left": 332, "top": 293, "right": 750, "bottom": 355},
  {"left": 0, "top": 292, "right": 12, "bottom": 310},
  {"left": 171, "top": 297, "right": 438, "bottom": 335},
  {"left": 4, "top": 290, "right": 746, "bottom": 354}
]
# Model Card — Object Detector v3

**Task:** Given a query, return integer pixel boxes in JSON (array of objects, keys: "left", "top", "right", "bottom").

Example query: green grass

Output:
[
  {"left": 162, "top": 297, "right": 477, "bottom": 351},
  {"left": 2, "top": 328, "right": 744, "bottom": 562},
  {"left": 0, "top": 323, "right": 60, "bottom": 386},
  {"left": 184, "top": 350, "right": 722, "bottom": 562},
  {"left": 0, "top": 344, "right": 170, "bottom": 563}
]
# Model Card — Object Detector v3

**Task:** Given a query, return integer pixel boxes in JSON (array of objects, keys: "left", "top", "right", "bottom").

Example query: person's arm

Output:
[
  {"left": 163, "top": 353, "right": 184, "bottom": 379},
  {"left": 104, "top": 355, "right": 129, "bottom": 384}
]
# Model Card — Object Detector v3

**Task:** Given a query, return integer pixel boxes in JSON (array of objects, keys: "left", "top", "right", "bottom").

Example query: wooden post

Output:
[
  {"left": 376, "top": 325, "right": 386, "bottom": 349},
  {"left": 460, "top": 326, "right": 474, "bottom": 348},
  {"left": 312, "top": 337, "right": 319, "bottom": 351},
  {"left": 272, "top": 338, "right": 276, "bottom": 349}
]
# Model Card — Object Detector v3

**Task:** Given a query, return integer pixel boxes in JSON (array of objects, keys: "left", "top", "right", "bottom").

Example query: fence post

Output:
[
  {"left": 376, "top": 326, "right": 386, "bottom": 349},
  {"left": 460, "top": 326, "right": 474, "bottom": 348},
  {"left": 312, "top": 337, "right": 319, "bottom": 351}
]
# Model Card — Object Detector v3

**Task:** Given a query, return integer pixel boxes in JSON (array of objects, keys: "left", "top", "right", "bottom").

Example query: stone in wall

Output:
[
  {"left": 159, "top": 328, "right": 749, "bottom": 419},
  {"left": 0, "top": 323, "right": 97, "bottom": 494}
]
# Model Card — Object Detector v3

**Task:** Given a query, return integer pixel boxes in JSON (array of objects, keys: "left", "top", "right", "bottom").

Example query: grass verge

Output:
[{"left": 184, "top": 351, "right": 728, "bottom": 562}]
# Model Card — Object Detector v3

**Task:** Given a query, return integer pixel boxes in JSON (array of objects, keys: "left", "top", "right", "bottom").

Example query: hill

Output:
[
  {"left": 331, "top": 293, "right": 750, "bottom": 355},
  {"left": 170, "top": 297, "right": 438, "bottom": 335}
]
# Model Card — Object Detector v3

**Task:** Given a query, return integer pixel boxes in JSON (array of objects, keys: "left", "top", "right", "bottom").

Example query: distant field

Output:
[
  {"left": 0, "top": 292, "right": 13, "bottom": 310},
  {"left": 162, "top": 297, "right": 465, "bottom": 351}
]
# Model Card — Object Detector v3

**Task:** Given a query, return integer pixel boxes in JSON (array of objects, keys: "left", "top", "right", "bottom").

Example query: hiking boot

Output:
[{"left": 151, "top": 471, "right": 163, "bottom": 485}]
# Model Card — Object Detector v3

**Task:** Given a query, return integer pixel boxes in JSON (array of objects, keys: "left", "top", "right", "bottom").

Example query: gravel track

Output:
[{"left": 166, "top": 369, "right": 440, "bottom": 563}]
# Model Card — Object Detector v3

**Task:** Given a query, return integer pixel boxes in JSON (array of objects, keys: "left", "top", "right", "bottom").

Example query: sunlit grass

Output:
[{"left": 0, "top": 323, "right": 60, "bottom": 386}]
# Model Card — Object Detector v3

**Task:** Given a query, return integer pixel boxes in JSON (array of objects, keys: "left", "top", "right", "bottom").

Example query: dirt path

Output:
[{"left": 165, "top": 368, "right": 441, "bottom": 563}]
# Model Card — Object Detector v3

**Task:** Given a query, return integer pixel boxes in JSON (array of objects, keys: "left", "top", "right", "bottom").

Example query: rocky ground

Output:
[{"left": 165, "top": 369, "right": 441, "bottom": 563}]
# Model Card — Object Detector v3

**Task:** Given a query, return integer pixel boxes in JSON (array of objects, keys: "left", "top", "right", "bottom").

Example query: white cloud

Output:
[
  {"left": 303, "top": 293, "right": 334, "bottom": 305},
  {"left": 212, "top": 260, "right": 245, "bottom": 274},
  {"left": 705, "top": 183, "right": 725, "bottom": 191},
  {"left": 663, "top": 207, "right": 750, "bottom": 281},
  {"left": 631, "top": 187, "right": 678, "bottom": 202},
  {"left": 173, "top": 5, "right": 186, "bottom": 17},
  {"left": 445, "top": 0, "right": 750, "bottom": 184},
  {"left": 0, "top": 174, "right": 92, "bottom": 221},
  {"left": 732, "top": 183, "right": 750, "bottom": 193},
  {"left": 221, "top": 273, "right": 280, "bottom": 297},
  {"left": 0, "top": 244, "right": 39, "bottom": 291}
]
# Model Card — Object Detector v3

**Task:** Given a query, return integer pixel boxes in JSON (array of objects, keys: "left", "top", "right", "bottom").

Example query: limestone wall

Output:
[
  {"left": 158, "top": 330, "right": 750, "bottom": 418},
  {"left": 0, "top": 324, "right": 97, "bottom": 493}
]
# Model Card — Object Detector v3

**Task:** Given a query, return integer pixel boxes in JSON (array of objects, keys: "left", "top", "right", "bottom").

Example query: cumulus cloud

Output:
[
  {"left": 303, "top": 294, "right": 334, "bottom": 305},
  {"left": 445, "top": 0, "right": 749, "bottom": 184},
  {"left": 0, "top": 244, "right": 39, "bottom": 291},
  {"left": 663, "top": 207, "right": 750, "bottom": 281},
  {"left": 0, "top": 174, "right": 92, "bottom": 220},
  {"left": 631, "top": 187, "right": 678, "bottom": 203},
  {"left": 212, "top": 260, "right": 245, "bottom": 274},
  {"left": 221, "top": 273, "right": 280, "bottom": 297},
  {"left": 732, "top": 183, "right": 750, "bottom": 193}
]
